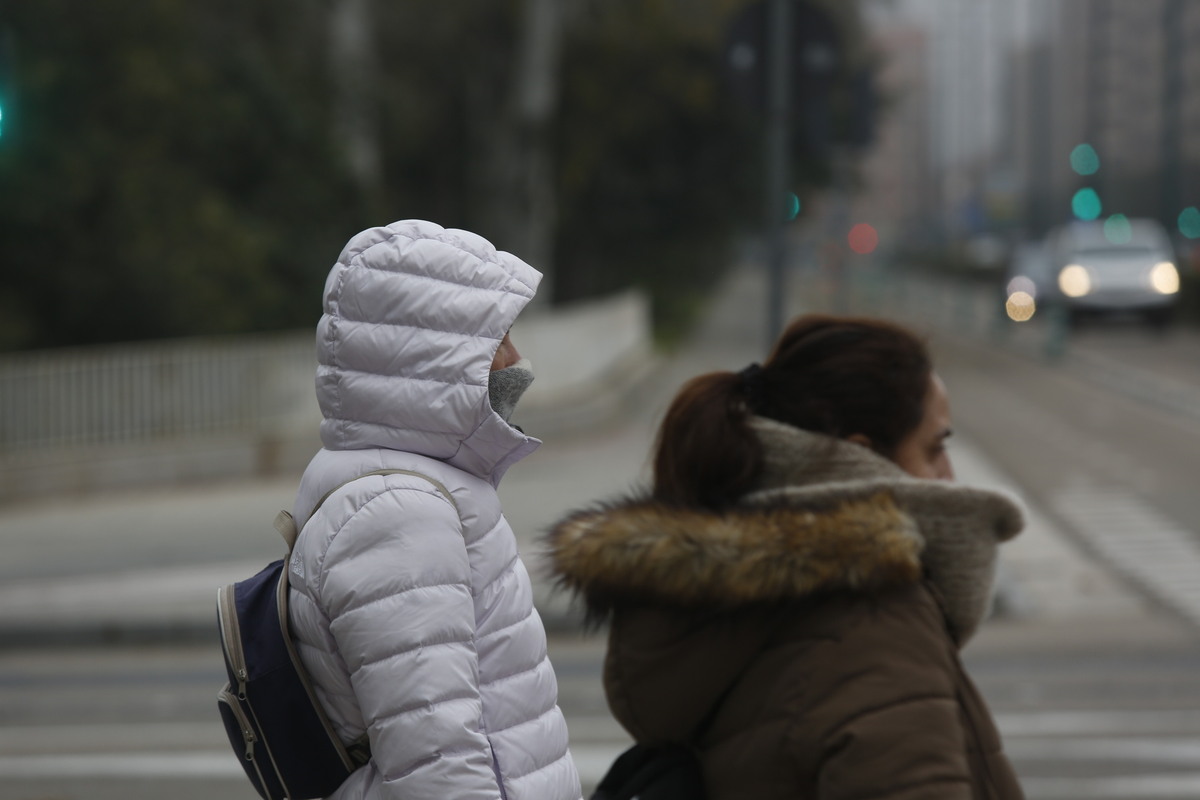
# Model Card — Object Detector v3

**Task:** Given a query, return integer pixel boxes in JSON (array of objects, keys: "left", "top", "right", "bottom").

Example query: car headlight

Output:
[
  {"left": 1058, "top": 264, "right": 1091, "bottom": 297},
  {"left": 1150, "top": 261, "right": 1180, "bottom": 294}
]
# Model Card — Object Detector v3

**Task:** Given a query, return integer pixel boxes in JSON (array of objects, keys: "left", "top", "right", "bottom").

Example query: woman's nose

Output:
[{"left": 492, "top": 334, "right": 520, "bottom": 371}]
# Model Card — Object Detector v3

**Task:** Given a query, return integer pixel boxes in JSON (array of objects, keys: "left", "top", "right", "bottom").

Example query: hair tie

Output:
[{"left": 737, "top": 362, "right": 765, "bottom": 407}]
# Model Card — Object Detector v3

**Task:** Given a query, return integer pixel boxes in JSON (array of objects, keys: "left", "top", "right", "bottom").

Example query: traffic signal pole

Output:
[{"left": 765, "top": 0, "right": 792, "bottom": 348}]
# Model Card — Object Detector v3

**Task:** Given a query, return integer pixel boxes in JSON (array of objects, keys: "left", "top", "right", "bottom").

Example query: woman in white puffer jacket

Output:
[{"left": 286, "top": 220, "right": 582, "bottom": 800}]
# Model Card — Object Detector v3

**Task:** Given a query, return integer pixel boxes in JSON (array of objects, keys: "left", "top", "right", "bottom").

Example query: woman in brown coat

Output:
[{"left": 547, "top": 315, "right": 1026, "bottom": 799}]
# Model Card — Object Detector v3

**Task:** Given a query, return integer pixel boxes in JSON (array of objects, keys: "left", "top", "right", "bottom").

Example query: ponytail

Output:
[
  {"left": 651, "top": 370, "right": 763, "bottom": 511},
  {"left": 651, "top": 314, "right": 931, "bottom": 510}
]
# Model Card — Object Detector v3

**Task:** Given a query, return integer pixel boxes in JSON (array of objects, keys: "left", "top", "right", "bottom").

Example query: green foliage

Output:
[
  {"left": 0, "top": 0, "right": 873, "bottom": 352},
  {"left": 551, "top": 0, "right": 876, "bottom": 341},
  {"left": 552, "top": 0, "right": 758, "bottom": 332},
  {"left": 369, "top": 0, "right": 519, "bottom": 228},
  {"left": 0, "top": 0, "right": 366, "bottom": 350}
]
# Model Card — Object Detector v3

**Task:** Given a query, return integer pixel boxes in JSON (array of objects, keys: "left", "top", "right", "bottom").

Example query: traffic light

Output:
[{"left": 0, "top": 27, "right": 12, "bottom": 139}]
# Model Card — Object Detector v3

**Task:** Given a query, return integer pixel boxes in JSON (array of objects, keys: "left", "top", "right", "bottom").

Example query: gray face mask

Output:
[{"left": 488, "top": 358, "right": 535, "bottom": 424}]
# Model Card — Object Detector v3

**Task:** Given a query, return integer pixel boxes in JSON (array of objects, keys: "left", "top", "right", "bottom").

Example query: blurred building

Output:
[
  {"left": 857, "top": 0, "right": 1026, "bottom": 248},
  {"left": 854, "top": 0, "right": 1200, "bottom": 253},
  {"left": 851, "top": 11, "right": 935, "bottom": 248},
  {"left": 1014, "top": 0, "right": 1200, "bottom": 239}
]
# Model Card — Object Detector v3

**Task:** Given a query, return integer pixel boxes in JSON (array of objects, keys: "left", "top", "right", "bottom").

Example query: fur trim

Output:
[
  {"left": 546, "top": 492, "right": 923, "bottom": 610},
  {"left": 545, "top": 418, "right": 1025, "bottom": 645}
]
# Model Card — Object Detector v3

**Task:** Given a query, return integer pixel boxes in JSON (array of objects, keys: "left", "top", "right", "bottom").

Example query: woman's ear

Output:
[{"left": 846, "top": 433, "right": 873, "bottom": 450}]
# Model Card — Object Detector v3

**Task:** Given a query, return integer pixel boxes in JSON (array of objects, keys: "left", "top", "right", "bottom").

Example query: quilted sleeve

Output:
[
  {"left": 789, "top": 584, "right": 979, "bottom": 800},
  {"left": 319, "top": 484, "right": 502, "bottom": 800}
]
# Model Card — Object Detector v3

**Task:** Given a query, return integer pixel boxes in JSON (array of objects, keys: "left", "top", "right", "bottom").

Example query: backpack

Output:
[
  {"left": 590, "top": 743, "right": 706, "bottom": 800},
  {"left": 217, "top": 468, "right": 456, "bottom": 800},
  {"left": 590, "top": 666, "right": 737, "bottom": 800}
]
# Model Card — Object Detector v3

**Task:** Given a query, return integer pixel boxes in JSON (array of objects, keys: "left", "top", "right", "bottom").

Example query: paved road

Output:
[
  {"left": 4, "top": 621, "right": 1200, "bottom": 800},
  {"left": 3, "top": 262, "right": 1200, "bottom": 798}
]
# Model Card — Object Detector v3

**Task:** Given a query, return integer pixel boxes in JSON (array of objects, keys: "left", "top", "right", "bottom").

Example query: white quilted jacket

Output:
[{"left": 287, "top": 221, "right": 582, "bottom": 800}]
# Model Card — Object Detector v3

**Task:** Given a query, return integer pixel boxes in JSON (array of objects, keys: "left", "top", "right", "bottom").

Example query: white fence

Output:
[
  {"left": 0, "top": 290, "right": 654, "bottom": 500},
  {"left": 0, "top": 333, "right": 316, "bottom": 453}
]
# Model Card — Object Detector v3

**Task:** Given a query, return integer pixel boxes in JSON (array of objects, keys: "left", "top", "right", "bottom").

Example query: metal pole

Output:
[
  {"left": 1161, "top": 0, "right": 1183, "bottom": 224},
  {"left": 765, "top": 0, "right": 791, "bottom": 348}
]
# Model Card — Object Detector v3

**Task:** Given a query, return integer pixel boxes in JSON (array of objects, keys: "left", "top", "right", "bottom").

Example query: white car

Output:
[{"left": 1044, "top": 218, "right": 1180, "bottom": 326}]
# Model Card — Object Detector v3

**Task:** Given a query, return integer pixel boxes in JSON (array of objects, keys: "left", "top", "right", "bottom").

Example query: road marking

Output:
[
  {"left": 5, "top": 737, "right": 1200, "bottom": 800},
  {"left": 1052, "top": 483, "right": 1200, "bottom": 625},
  {"left": 0, "top": 752, "right": 242, "bottom": 779},
  {"left": 1007, "top": 737, "right": 1200, "bottom": 763},
  {"left": 0, "top": 747, "right": 635, "bottom": 782},
  {"left": 1021, "top": 773, "right": 1200, "bottom": 799},
  {"left": 995, "top": 710, "right": 1200, "bottom": 737},
  {"left": 0, "top": 722, "right": 220, "bottom": 750}
]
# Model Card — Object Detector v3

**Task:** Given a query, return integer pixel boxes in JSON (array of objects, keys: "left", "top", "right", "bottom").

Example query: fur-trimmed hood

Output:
[{"left": 546, "top": 417, "right": 1023, "bottom": 645}]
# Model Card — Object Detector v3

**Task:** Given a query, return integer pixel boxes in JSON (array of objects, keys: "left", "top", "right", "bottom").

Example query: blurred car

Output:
[{"left": 1044, "top": 218, "right": 1181, "bottom": 326}]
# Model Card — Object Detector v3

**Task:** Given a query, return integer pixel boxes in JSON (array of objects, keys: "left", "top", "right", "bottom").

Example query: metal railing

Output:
[{"left": 0, "top": 332, "right": 316, "bottom": 453}]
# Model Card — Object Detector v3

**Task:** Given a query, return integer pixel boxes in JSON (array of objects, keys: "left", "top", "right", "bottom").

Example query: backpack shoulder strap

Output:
[{"left": 274, "top": 468, "right": 460, "bottom": 551}]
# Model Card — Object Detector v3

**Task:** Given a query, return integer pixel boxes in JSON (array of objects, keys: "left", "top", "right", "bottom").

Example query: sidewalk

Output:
[{"left": 0, "top": 265, "right": 1158, "bottom": 647}]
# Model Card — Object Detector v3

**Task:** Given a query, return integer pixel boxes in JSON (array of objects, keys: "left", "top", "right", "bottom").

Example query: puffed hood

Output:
[{"left": 316, "top": 220, "right": 542, "bottom": 486}]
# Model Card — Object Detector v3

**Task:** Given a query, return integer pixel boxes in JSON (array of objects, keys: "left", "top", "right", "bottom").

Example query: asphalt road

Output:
[
  {"left": 4, "top": 263, "right": 1200, "bottom": 799},
  {"left": 4, "top": 622, "right": 1200, "bottom": 800}
]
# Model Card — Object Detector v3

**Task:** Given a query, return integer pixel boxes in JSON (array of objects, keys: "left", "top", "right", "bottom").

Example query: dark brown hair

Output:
[{"left": 652, "top": 314, "right": 932, "bottom": 510}]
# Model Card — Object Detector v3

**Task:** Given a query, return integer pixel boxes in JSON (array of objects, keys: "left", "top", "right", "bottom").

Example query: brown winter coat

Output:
[{"left": 547, "top": 418, "right": 1026, "bottom": 800}]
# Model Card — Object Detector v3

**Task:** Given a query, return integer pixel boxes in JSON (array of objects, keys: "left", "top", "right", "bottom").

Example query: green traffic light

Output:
[
  {"left": 1072, "top": 188, "right": 1102, "bottom": 221},
  {"left": 1070, "top": 143, "right": 1100, "bottom": 176},
  {"left": 1104, "top": 214, "right": 1132, "bottom": 244},
  {"left": 1178, "top": 207, "right": 1200, "bottom": 239},
  {"left": 785, "top": 192, "right": 801, "bottom": 222}
]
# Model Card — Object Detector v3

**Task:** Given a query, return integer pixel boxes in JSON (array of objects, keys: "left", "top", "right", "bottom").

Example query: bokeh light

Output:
[
  {"left": 1178, "top": 207, "right": 1200, "bottom": 239},
  {"left": 785, "top": 192, "right": 801, "bottom": 222},
  {"left": 1006, "top": 276, "right": 1038, "bottom": 299},
  {"left": 847, "top": 223, "right": 878, "bottom": 255},
  {"left": 1070, "top": 143, "right": 1100, "bottom": 176},
  {"left": 1104, "top": 214, "right": 1132, "bottom": 244},
  {"left": 1005, "top": 291, "right": 1036, "bottom": 322},
  {"left": 1071, "top": 188, "right": 1102, "bottom": 221}
]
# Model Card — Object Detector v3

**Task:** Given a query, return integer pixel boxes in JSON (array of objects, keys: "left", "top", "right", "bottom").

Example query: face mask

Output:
[{"left": 488, "top": 358, "right": 534, "bottom": 424}]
